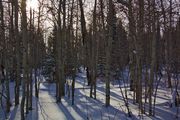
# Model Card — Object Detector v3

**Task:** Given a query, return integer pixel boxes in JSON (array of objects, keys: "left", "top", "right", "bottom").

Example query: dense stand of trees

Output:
[{"left": 0, "top": 0, "right": 180, "bottom": 119}]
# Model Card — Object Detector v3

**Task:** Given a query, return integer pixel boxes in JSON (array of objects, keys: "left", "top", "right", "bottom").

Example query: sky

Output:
[{"left": 27, "top": 0, "right": 39, "bottom": 10}]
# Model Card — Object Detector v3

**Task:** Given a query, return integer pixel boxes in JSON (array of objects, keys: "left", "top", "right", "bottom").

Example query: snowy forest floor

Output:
[{"left": 0, "top": 70, "right": 180, "bottom": 120}]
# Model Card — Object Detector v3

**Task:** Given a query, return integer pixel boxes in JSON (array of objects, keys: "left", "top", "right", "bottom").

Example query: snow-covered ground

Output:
[{"left": 0, "top": 69, "right": 180, "bottom": 120}]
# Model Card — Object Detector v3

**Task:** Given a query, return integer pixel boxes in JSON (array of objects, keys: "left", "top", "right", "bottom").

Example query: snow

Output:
[{"left": 0, "top": 68, "right": 180, "bottom": 120}]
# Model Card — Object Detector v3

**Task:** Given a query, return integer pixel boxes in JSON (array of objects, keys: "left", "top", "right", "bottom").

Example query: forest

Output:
[{"left": 0, "top": 0, "right": 180, "bottom": 120}]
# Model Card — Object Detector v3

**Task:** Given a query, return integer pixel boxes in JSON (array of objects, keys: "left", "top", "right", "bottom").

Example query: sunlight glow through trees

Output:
[{"left": 27, "top": 0, "right": 38, "bottom": 10}]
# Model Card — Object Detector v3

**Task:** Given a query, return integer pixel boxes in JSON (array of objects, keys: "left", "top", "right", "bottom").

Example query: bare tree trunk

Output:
[
  {"left": 149, "top": 0, "right": 156, "bottom": 115},
  {"left": 105, "top": 0, "right": 114, "bottom": 106},
  {"left": 90, "top": 0, "right": 97, "bottom": 99},
  {"left": 128, "top": 0, "right": 135, "bottom": 92},
  {"left": 29, "top": 9, "right": 33, "bottom": 110},
  {"left": 35, "top": 68, "right": 39, "bottom": 98},
  {"left": 69, "top": 0, "right": 76, "bottom": 105},
  {"left": 0, "top": 0, "right": 11, "bottom": 113},
  {"left": 61, "top": 0, "right": 66, "bottom": 96},
  {"left": 14, "top": 0, "right": 20, "bottom": 106},
  {"left": 78, "top": 0, "right": 91, "bottom": 87},
  {"left": 72, "top": 70, "right": 75, "bottom": 105},
  {"left": 29, "top": 70, "right": 33, "bottom": 110},
  {"left": 55, "top": 0, "right": 62, "bottom": 102},
  {"left": 134, "top": 0, "right": 144, "bottom": 114},
  {"left": 21, "top": 0, "right": 28, "bottom": 119},
  {"left": 127, "top": 0, "right": 137, "bottom": 103},
  {"left": 160, "top": 0, "right": 172, "bottom": 89},
  {"left": 167, "top": 0, "right": 173, "bottom": 89},
  {"left": 26, "top": 67, "right": 29, "bottom": 114}
]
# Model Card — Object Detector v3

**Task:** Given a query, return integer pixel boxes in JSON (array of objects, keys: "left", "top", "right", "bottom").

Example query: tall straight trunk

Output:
[
  {"left": 153, "top": 21, "right": 161, "bottom": 115},
  {"left": 29, "top": 69, "right": 33, "bottom": 110},
  {"left": 167, "top": 0, "right": 172, "bottom": 88},
  {"left": 129, "top": 55, "right": 135, "bottom": 91},
  {"left": 61, "top": 0, "right": 66, "bottom": 96},
  {"left": 32, "top": 11, "right": 39, "bottom": 98},
  {"left": 100, "top": 0, "right": 105, "bottom": 29},
  {"left": 72, "top": 70, "right": 75, "bottom": 105},
  {"left": 0, "top": 0, "right": 3, "bottom": 65},
  {"left": 26, "top": 67, "right": 30, "bottom": 114},
  {"left": 90, "top": 0, "right": 97, "bottom": 99},
  {"left": 14, "top": 0, "right": 20, "bottom": 106},
  {"left": 144, "top": 0, "right": 151, "bottom": 105},
  {"left": 128, "top": 0, "right": 135, "bottom": 92},
  {"left": 105, "top": 0, "right": 114, "bottom": 106},
  {"left": 0, "top": 0, "right": 11, "bottom": 113},
  {"left": 78, "top": 0, "right": 87, "bottom": 48},
  {"left": 55, "top": 1, "right": 62, "bottom": 102},
  {"left": 68, "top": 0, "right": 76, "bottom": 105},
  {"left": 35, "top": 69, "right": 39, "bottom": 98},
  {"left": 29, "top": 9, "right": 33, "bottom": 110},
  {"left": 26, "top": 38, "right": 31, "bottom": 113},
  {"left": 136, "top": 0, "right": 144, "bottom": 113},
  {"left": 99, "top": 0, "right": 105, "bottom": 69},
  {"left": 21, "top": 0, "right": 28, "bottom": 119},
  {"left": 78, "top": 0, "right": 91, "bottom": 87},
  {"left": 160, "top": 0, "right": 172, "bottom": 88},
  {"left": 87, "top": 67, "right": 90, "bottom": 85},
  {"left": 6, "top": 3, "right": 11, "bottom": 114},
  {"left": 5, "top": 63, "right": 10, "bottom": 113},
  {"left": 128, "top": 0, "right": 137, "bottom": 103},
  {"left": 35, "top": 3, "right": 42, "bottom": 99},
  {"left": 34, "top": 36, "right": 39, "bottom": 98},
  {"left": 149, "top": 0, "right": 156, "bottom": 116}
]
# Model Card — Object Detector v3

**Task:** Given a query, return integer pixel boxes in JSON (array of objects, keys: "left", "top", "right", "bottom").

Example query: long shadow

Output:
[
  {"left": 58, "top": 101, "right": 76, "bottom": 120},
  {"left": 74, "top": 85, "right": 139, "bottom": 120},
  {"left": 77, "top": 76, "right": 138, "bottom": 105},
  {"left": 76, "top": 75, "right": 180, "bottom": 119},
  {"left": 155, "top": 95, "right": 171, "bottom": 102},
  {"left": 26, "top": 96, "right": 39, "bottom": 120},
  {"left": 41, "top": 73, "right": 148, "bottom": 120},
  {"left": 63, "top": 96, "right": 87, "bottom": 119},
  {"left": 76, "top": 77, "right": 125, "bottom": 102},
  {"left": 44, "top": 81, "right": 138, "bottom": 120},
  {"left": 143, "top": 102, "right": 180, "bottom": 120},
  {"left": 43, "top": 82, "right": 85, "bottom": 120},
  {"left": 74, "top": 78, "right": 140, "bottom": 119},
  {"left": 0, "top": 101, "right": 6, "bottom": 120},
  {"left": 9, "top": 106, "right": 18, "bottom": 120}
]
